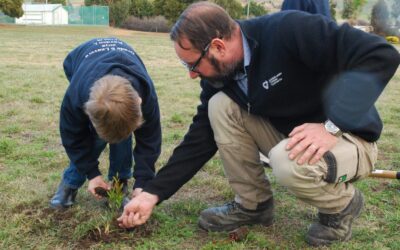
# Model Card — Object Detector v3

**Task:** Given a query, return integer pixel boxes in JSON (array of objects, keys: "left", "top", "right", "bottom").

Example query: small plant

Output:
[
  {"left": 94, "top": 176, "right": 126, "bottom": 211},
  {"left": 107, "top": 176, "right": 125, "bottom": 211}
]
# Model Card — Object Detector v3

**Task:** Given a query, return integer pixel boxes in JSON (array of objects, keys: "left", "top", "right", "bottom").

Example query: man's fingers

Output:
[
  {"left": 309, "top": 148, "right": 326, "bottom": 165},
  {"left": 128, "top": 212, "right": 137, "bottom": 227},
  {"left": 289, "top": 124, "right": 306, "bottom": 137},
  {"left": 123, "top": 212, "right": 132, "bottom": 228},
  {"left": 117, "top": 211, "right": 143, "bottom": 228},
  {"left": 288, "top": 140, "right": 310, "bottom": 160},
  {"left": 286, "top": 133, "right": 305, "bottom": 150},
  {"left": 297, "top": 144, "right": 318, "bottom": 165},
  {"left": 117, "top": 212, "right": 128, "bottom": 228},
  {"left": 133, "top": 212, "right": 141, "bottom": 225},
  {"left": 137, "top": 214, "right": 149, "bottom": 225},
  {"left": 117, "top": 215, "right": 124, "bottom": 222},
  {"left": 118, "top": 208, "right": 129, "bottom": 221}
]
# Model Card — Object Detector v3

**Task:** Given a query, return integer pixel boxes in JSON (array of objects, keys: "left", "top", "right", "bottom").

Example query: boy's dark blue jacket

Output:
[
  {"left": 281, "top": 0, "right": 331, "bottom": 19},
  {"left": 144, "top": 11, "right": 400, "bottom": 202},
  {"left": 61, "top": 38, "right": 161, "bottom": 188}
]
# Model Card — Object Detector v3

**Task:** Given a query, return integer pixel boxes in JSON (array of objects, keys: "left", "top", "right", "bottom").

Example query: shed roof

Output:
[{"left": 22, "top": 4, "right": 62, "bottom": 12}]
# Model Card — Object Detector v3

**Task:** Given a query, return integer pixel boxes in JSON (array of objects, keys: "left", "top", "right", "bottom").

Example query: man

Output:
[
  {"left": 50, "top": 38, "right": 161, "bottom": 209},
  {"left": 118, "top": 2, "right": 400, "bottom": 246},
  {"left": 281, "top": 0, "right": 332, "bottom": 19}
]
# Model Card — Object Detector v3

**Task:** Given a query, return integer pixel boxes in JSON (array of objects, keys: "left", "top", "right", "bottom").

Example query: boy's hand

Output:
[{"left": 88, "top": 176, "right": 111, "bottom": 199}]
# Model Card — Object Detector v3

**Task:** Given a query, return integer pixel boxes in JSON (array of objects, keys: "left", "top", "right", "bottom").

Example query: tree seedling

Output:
[{"left": 95, "top": 176, "right": 126, "bottom": 211}]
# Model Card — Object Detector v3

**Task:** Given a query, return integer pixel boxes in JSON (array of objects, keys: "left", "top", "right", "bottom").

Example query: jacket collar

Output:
[{"left": 236, "top": 20, "right": 259, "bottom": 53}]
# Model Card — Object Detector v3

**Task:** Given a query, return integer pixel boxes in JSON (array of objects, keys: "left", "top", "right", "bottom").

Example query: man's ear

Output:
[
  {"left": 137, "top": 97, "right": 142, "bottom": 105},
  {"left": 210, "top": 38, "right": 226, "bottom": 57}
]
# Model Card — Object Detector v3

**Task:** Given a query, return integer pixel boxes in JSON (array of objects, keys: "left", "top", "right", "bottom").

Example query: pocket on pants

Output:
[
  {"left": 343, "top": 133, "right": 377, "bottom": 180},
  {"left": 323, "top": 133, "right": 359, "bottom": 184}
]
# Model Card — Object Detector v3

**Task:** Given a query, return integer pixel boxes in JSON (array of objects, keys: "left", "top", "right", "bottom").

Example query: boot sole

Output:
[
  {"left": 49, "top": 202, "right": 73, "bottom": 209},
  {"left": 198, "top": 217, "right": 273, "bottom": 232},
  {"left": 306, "top": 231, "right": 352, "bottom": 246}
]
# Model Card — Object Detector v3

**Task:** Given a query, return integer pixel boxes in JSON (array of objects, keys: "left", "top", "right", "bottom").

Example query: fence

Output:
[
  {"left": 64, "top": 6, "right": 109, "bottom": 26},
  {"left": 0, "top": 12, "right": 15, "bottom": 24}
]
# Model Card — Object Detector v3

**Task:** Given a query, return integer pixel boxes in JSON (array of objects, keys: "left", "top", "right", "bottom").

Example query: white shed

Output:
[{"left": 16, "top": 4, "right": 68, "bottom": 25}]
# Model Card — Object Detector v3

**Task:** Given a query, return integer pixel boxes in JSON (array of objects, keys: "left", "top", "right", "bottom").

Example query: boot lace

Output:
[{"left": 224, "top": 201, "right": 240, "bottom": 212}]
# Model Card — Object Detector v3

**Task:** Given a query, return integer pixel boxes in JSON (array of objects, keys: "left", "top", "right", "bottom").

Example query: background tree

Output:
[
  {"left": 342, "top": 0, "right": 366, "bottom": 20},
  {"left": 31, "top": 0, "right": 67, "bottom": 4},
  {"left": 130, "top": 0, "right": 154, "bottom": 18},
  {"left": 85, "top": 0, "right": 131, "bottom": 27},
  {"left": 342, "top": 0, "right": 354, "bottom": 19},
  {"left": 109, "top": 0, "right": 131, "bottom": 26},
  {"left": 211, "top": 0, "right": 242, "bottom": 19},
  {"left": 152, "top": 0, "right": 242, "bottom": 24},
  {"left": 371, "top": 0, "right": 389, "bottom": 35},
  {"left": 329, "top": 0, "right": 337, "bottom": 21},
  {"left": 152, "top": 0, "right": 166, "bottom": 16},
  {"left": 391, "top": 0, "right": 400, "bottom": 26},
  {"left": 84, "top": 0, "right": 107, "bottom": 5},
  {"left": 49, "top": 0, "right": 66, "bottom": 4},
  {"left": 243, "top": 1, "right": 267, "bottom": 17},
  {"left": 153, "top": 0, "right": 196, "bottom": 24},
  {"left": 0, "top": 0, "right": 23, "bottom": 18}
]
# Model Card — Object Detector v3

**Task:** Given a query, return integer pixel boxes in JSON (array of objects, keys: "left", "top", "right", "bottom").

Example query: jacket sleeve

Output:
[
  {"left": 60, "top": 95, "right": 102, "bottom": 179},
  {"left": 131, "top": 98, "right": 162, "bottom": 189},
  {"left": 279, "top": 12, "right": 400, "bottom": 139},
  {"left": 143, "top": 81, "right": 219, "bottom": 202}
]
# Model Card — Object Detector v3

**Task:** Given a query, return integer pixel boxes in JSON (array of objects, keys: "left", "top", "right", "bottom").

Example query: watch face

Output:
[{"left": 325, "top": 120, "right": 340, "bottom": 135}]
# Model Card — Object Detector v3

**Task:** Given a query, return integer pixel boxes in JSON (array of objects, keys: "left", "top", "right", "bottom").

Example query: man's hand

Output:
[
  {"left": 117, "top": 191, "right": 159, "bottom": 229},
  {"left": 88, "top": 176, "right": 110, "bottom": 199},
  {"left": 132, "top": 188, "right": 143, "bottom": 198},
  {"left": 286, "top": 123, "right": 339, "bottom": 165}
]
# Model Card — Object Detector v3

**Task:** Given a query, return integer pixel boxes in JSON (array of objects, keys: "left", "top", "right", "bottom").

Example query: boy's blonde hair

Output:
[{"left": 84, "top": 75, "right": 143, "bottom": 144}]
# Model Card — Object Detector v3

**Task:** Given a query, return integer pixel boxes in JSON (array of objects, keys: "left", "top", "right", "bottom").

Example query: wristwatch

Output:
[{"left": 324, "top": 119, "right": 343, "bottom": 137}]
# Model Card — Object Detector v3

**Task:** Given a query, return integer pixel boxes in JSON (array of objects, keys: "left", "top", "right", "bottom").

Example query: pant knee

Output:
[
  {"left": 269, "top": 139, "right": 299, "bottom": 187},
  {"left": 208, "top": 92, "right": 232, "bottom": 124}
]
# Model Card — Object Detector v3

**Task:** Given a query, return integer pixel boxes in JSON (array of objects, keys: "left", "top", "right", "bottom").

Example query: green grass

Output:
[{"left": 0, "top": 24, "right": 399, "bottom": 249}]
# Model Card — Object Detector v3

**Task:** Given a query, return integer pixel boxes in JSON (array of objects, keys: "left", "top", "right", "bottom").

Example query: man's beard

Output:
[{"left": 200, "top": 55, "right": 243, "bottom": 85}]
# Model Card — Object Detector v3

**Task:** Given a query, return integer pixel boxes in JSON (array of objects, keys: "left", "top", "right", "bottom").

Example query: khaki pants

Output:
[{"left": 208, "top": 92, "right": 377, "bottom": 214}]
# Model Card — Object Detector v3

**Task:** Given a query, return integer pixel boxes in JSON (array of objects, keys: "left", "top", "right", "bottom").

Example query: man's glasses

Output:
[{"left": 181, "top": 42, "right": 211, "bottom": 73}]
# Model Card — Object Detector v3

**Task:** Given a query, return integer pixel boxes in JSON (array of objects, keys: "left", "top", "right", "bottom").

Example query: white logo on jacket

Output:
[{"left": 262, "top": 72, "right": 283, "bottom": 90}]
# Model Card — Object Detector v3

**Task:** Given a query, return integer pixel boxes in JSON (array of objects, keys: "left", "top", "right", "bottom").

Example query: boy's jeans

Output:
[{"left": 62, "top": 135, "right": 133, "bottom": 189}]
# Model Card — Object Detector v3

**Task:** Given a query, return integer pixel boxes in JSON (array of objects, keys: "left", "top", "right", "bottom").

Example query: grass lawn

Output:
[{"left": 0, "top": 24, "right": 399, "bottom": 249}]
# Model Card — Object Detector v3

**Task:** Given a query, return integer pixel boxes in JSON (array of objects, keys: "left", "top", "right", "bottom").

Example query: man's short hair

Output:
[
  {"left": 170, "top": 2, "right": 237, "bottom": 52},
  {"left": 84, "top": 75, "right": 143, "bottom": 144}
]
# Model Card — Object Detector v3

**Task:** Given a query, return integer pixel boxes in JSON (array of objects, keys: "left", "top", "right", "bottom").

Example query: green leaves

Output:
[{"left": 0, "top": 0, "right": 23, "bottom": 18}]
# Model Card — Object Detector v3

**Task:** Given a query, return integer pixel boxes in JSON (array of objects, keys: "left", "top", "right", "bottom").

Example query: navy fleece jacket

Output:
[
  {"left": 61, "top": 38, "right": 161, "bottom": 188},
  {"left": 144, "top": 11, "right": 400, "bottom": 202}
]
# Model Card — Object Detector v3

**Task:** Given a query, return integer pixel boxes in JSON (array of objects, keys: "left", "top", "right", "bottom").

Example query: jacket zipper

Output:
[{"left": 247, "top": 102, "right": 251, "bottom": 114}]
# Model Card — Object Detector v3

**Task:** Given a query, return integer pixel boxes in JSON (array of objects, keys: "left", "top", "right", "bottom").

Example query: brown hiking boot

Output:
[
  {"left": 306, "top": 189, "right": 364, "bottom": 246},
  {"left": 198, "top": 199, "right": 274, "bottom": 232}
]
